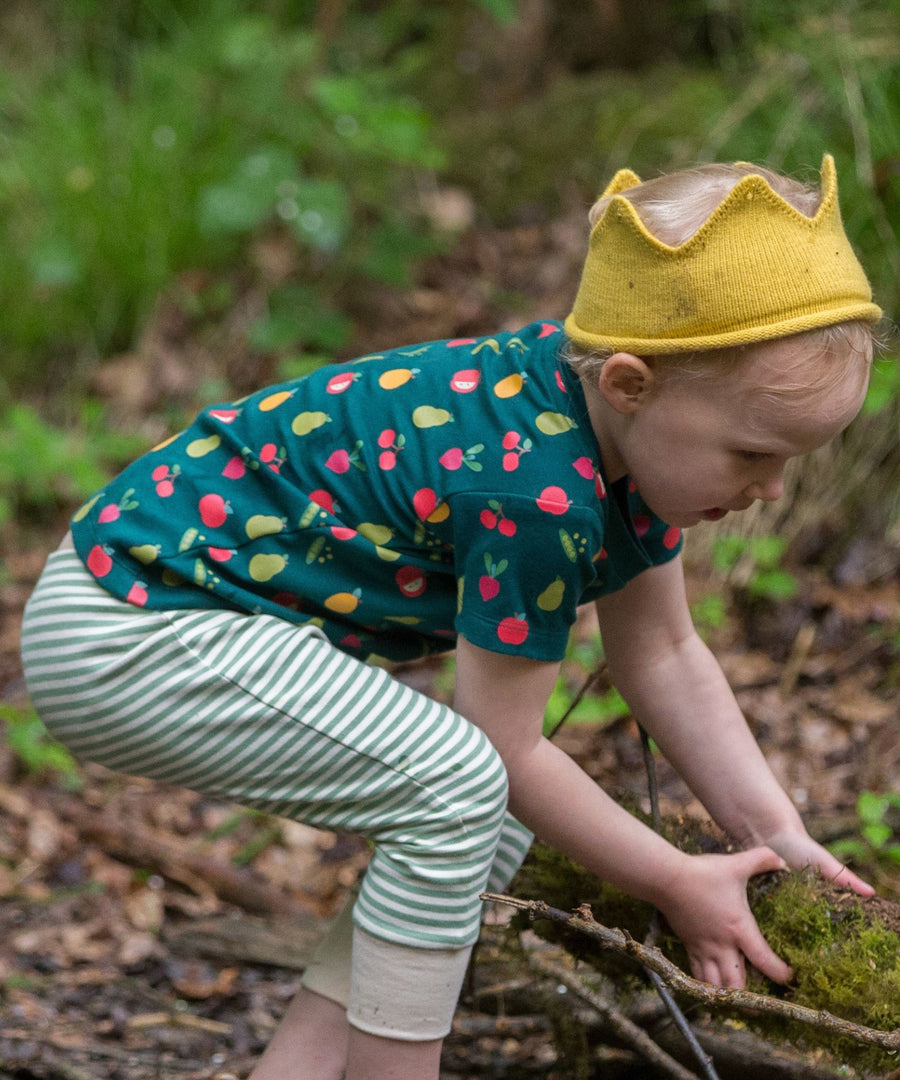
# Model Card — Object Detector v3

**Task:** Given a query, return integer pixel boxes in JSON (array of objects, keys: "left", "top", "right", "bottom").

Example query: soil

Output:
[{"left": 1, "top": 219, "right": 899, "bottom": 1079}]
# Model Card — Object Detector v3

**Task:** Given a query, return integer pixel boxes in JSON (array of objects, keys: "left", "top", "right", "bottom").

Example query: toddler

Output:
[{"left": 20, "top": 153, "right": 881, "bottom": 1080}]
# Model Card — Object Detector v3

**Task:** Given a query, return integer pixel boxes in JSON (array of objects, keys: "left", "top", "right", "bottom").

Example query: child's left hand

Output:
[{"left": 762, "top": 827, "right": 875, "bottom": 897}]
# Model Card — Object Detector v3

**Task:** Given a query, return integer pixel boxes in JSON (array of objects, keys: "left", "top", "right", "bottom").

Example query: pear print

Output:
[
  {"left": 412, "top": 405, "right": 453, "bottom": 429},
  {"left": 537, "top": 578, "right": 565, "bottom": 611},
  {"left": 249, "top": 553, "right": 288, "bottom": 582},
  {"left": 535, "top": 411, "right": 577, "bottom": 435},
  {"left": 292, "top": 411, "right": 331, "bottom": 435}
]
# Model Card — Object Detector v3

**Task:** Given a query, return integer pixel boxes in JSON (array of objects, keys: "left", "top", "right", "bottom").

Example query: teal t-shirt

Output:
[{"left": 70, "top": 321, "right": 681, "bottom": 662}]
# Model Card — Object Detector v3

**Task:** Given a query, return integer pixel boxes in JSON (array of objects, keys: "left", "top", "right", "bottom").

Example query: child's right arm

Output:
[{"left": 453, "top": 635, "right": 792, "bottom": 989}]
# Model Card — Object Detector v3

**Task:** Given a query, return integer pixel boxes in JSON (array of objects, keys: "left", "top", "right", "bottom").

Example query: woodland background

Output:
[{"left": 0, "top": 1, "right": 899, "bottom": 1077}]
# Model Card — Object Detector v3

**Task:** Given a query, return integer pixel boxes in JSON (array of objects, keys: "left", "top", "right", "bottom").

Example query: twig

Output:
[
  {"left": 481, "top": 893, "right": 900, "bottom": 1053},
  {"left": 544, "top": 660, "right": 608, "bottom": 741},
  {"left": 527, "top": 950, "right": 702, "bottom": 1080},
  {"left": 639, "top": 725, "right": 720, "bottom": 1080}
]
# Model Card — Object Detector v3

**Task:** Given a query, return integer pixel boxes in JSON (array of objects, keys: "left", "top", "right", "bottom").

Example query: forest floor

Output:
[{"left": 1, "top": 218, "right": 899, "bottom": 1079}]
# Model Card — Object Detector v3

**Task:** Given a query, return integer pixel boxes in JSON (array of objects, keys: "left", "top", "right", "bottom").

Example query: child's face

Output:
[{"left": 599, "top": 337, "right": 869, "bottom": 529}]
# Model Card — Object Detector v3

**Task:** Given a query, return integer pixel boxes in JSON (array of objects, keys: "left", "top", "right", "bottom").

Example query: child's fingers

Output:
[
  {"left": 738, "top": 922, "right": 793, "bottom": 986},
  {"left": 822, "top": 860, "right": 875, "bottom": 897},
  {"left": 731, "top": 844, "right": 787, "bottom": 879}
]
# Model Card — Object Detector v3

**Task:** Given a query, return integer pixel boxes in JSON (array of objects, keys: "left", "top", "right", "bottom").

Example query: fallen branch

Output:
[
  {"left": 482, "top": 893, "right": 900, "bottom": 1054},
  {"left": 527, "top": 949, "right": 702, "bottom": 1080}
]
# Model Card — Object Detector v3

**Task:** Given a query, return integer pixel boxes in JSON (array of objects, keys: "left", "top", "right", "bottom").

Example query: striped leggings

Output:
[{"left": 20, "top": 544, "right": 533, "bottom": 1037}]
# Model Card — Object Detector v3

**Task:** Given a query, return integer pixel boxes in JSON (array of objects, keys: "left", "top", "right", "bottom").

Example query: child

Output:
[{"left": 21, "top": 153, "right": 881, "bottom": 1080}]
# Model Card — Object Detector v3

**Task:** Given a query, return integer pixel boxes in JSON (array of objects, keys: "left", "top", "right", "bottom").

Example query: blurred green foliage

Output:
[{"left": 0, "top": 0, "right": 897, "bottom": 527}]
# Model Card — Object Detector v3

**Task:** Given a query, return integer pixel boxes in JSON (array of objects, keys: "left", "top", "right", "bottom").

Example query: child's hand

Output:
[
  {"left": 763, "top": 829, "right": 875, "bottom": 897},
  {"left": 658, "top": 847, "right": 792, "bottom": 989}
]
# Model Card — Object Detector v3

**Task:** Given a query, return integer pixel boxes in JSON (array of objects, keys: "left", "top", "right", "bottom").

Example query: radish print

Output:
[
  {"left": 325, "top": 440, "right": 365, "bottom": 474},
  {"left": 478, "top": 554, "right": 508, "bottom": 601},
  {"left": 438, "top": 444, "right": 483, "bottom": 472}
]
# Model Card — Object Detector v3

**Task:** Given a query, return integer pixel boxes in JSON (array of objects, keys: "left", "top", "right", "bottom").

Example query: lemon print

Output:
[
  {"left": 259, "top": 389, "right": 294, "bottom": 412},
  {"left": 536, "top": 411, "right": 577, "bottom": 435},
  {"left": 379, "top": 368, "right": 418, "bottom": 390},
  {"left": 324, "top": 589, "right": 361, "bottom": 614},
  {"left": 493, "top": 373, "right": 525, "bottom": 399},
  {"left": 537, "top": 578, "right": 565, "bottom": 611},
  {"left": 292, "top": 411, "right": 331, "bottom": 435}
]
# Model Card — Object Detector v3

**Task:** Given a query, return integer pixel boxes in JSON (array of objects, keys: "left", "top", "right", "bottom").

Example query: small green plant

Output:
[
  {"left": 0, "top": 402, "right": 147, "bottom": 525},
  {"left": 690, "top": 592, "right": 729, "bottom": 639},
  {"left": 829, "top": 790, "right": 900, "bottom": 868},
  {"left": 0, "top": 705, "right": 81, "bottom": 786},
  {"left": 712, "top": 534, "right": 798, "bottom": 602}
]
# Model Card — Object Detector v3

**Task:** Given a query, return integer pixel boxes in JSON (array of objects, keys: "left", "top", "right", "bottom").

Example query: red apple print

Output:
[
  {"left": 572, "top": 456, "right": 595, "bottom": 480},
  {"left": 449, "top": 369, "right": 481, "bottom": 393},
  {"left": 331, "top": 526, "right": 358, "bottom": 541},
  {"left": 325, "top": 449, "right": 351, "bottom": 474},
  {"left": 663, "top": 526, "right": 682, "bottom": 550},
  {"left": 199, "top": 493, "right": 230, "bottom": 528},
  {"left": 502, "top": 431, "right": 520, "bottom": 450},
  {"left": 98, "top": 503, "right": 121, "bottom": 523},
  {"left": 395, "top": 565, "right": 427, "bottom": 598},
  {"left": 151, "top": 464, "right": 169, "bottom": 482},
  {"left": 378, "top": 429, "right": 396, "bottom": 449},
  {"left": 379, "top": 451, "right": 397, "bottom": 470},
  {"left": 208, "top": 546, "right": 235, "bottom": 562},
  {"left": 222, "top": 456, "right": 247, "bottom": 479},
  {"left": 87, "top": 545, "right": 113, "bottom": 578},
  {"left": 497, "top": 615, "right": 529, "bottom": 646},
  {"left": 209, "top": 408, "right": 239, "bottom": 424},
  {"left": 413, "top": 487, "right": 438, "bottom": 520},
  {"left": 309, "top": 489, "right": 336, "bottom": 513},
  {"left": 536, "top": 486, "right": 571, "bottom": 515},
  {"left": 634, "top": 514, "right": 651, "bottom": 537},
  {"left": 327, "top": 371, "right": 359, "bottom": 394},
  {"left": 126, "top": 582, "right": 148, "bottom": 607},
  {"left": 447, "top": 338, "right": 478, "bottom": 347},
  {"left": 538, "top": 322, "right": 560, "bottom": 338},
  {"left": 497, "top": 518, "right": 516, "bottom": 537}
]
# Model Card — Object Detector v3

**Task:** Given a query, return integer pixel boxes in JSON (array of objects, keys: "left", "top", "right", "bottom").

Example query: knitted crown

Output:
[{"left": 564, "top": 154, "right": 882, "bottom": 355}]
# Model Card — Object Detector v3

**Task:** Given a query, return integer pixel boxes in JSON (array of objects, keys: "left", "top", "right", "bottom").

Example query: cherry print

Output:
[
  {"left": 502, "top": 431, "right": 520, "bottom": 450},
  {"left": 480, "top": 501, "right": 516, "bottom": 536},
  {"left": 500, "top": 432, "right": 532, "bottom": 471},
  {"left": 151, "top": 465, "right": 169, "bottom": 482}
]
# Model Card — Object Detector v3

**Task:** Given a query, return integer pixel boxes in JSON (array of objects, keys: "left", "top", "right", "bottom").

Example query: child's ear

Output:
[{"left": 597, "top": 353, "right": 655, "bottom": 413}]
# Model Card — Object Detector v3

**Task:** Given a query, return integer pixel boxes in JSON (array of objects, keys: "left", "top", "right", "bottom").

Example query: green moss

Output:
[{"left": 510, "top": 819, "right": 900, "bottom": 1072}]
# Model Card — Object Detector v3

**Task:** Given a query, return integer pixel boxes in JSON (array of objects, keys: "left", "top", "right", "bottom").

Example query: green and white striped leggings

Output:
[{"left": 20, "top": 544, "right": 533, "bottom": 1038}]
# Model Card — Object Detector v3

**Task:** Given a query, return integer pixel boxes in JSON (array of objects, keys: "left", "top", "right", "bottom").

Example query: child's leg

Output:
[{"left": 21, "top": 548, "right": 514, "bottom": 1079}]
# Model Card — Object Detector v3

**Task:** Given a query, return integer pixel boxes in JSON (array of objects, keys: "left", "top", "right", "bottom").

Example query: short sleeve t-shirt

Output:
[{"left": 70, "top": 321, "right": 682, "bottom": 662}]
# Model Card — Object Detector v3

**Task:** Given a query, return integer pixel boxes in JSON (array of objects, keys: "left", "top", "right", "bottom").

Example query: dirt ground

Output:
[{"left": 1, "top": 221, "right": 899, "bottom": 1079}]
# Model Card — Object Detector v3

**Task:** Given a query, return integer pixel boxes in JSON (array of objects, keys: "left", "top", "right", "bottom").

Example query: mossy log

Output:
[{"left": 507, "top": 818, "right": 900, "bottom": 1076}]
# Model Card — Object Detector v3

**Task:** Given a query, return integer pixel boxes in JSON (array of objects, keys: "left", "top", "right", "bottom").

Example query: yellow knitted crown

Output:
[{"left": 564, "top": 154, "right": 881, "bottom": 355}]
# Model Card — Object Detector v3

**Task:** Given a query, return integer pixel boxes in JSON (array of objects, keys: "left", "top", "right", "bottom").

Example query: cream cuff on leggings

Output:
[
  {"left": 301, "top": 898, "right": 472, "bottom": 1040},
  {"left": 348, "top": 926, "right": 472, "bottom": 1041}
]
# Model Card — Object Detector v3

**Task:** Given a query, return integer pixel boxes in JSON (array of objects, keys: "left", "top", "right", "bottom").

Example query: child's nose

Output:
[{"left": 746, "top": 473, "right": 785, "bottom": 502}]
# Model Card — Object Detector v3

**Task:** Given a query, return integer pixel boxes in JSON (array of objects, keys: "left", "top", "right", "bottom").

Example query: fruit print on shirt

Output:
[{"left": 69, "top": 321, "right": 682, "bottom": 663}]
